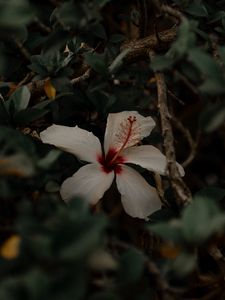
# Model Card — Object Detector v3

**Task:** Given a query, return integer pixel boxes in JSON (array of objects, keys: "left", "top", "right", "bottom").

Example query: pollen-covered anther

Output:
[{"left": 127, "top": 115, "right": 136, "bottom": 123}]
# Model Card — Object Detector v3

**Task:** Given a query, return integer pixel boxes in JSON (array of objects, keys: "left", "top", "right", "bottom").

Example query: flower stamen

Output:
[{"left": 109, "top": 115, "right": 139, "bottom": 163}]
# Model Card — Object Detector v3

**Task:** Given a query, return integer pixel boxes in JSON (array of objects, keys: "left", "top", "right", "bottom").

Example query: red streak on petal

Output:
[
  {"left": 121, "top": 116, "right": 136, "bottom": 150},
  {"left": 97, "top": 148, "right": 125, "bottom": 174}
]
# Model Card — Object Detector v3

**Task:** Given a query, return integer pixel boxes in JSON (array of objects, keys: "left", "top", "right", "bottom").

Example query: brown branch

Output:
[
  {"left": 153, "top": 173, "right": 164, "bottom": 199},
  {"left": 17, "top": 72, "right": 34, "bottom": 89},
  {"left": 27, "top": 79, "right": 46, "bottom": 94},
  {"left": 160, "top": 4, "right": 184, "bottom": 21},
  {"left": 146, "top": 261, "right": 179, "bottom": 300},
  {"left": 149, "top": 52, "right": 191, "bottom": 207},
  {"left": 71, "top": 68, "right": 91, "bottom": 85},
  {"left": 152, "top": 0, "right": 184, "bottom": 22},
  {"left": 171, "top": 116, "right": 199, "bottom": 167},
  {"left": 122, "top": 27, "right": 177, "bottom": 63},
  {"left": 24, "top": 28, "right": 177, "bottom": 95},
  {"left": 26, "top": 68, "right": 92, "bottom": 94}
]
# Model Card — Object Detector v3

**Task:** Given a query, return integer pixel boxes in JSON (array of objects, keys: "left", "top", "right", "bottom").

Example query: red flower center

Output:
[
  {"left": 97, "top": 115, "right": 139, "bottom": 175},
  {"left": 97, "top": 149, "right": 125, "bottom": 174}
]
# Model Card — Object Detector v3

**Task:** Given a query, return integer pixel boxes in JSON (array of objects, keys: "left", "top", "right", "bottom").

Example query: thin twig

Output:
[
  {"left": 27, "top": 67, "right": 91, "bottom": 93},
  {"left": 110, "top": 238, "right": 176, "bottom": 300},
  {"left": 171, "top": 116, "right": 199, "bottom": 167},
  {"left": 174, "top": 70, "right": 199, "bottom": 96},
  {"left": 13, "top": 36, "right": 31, "bottom": 61},
  {"left": 71, "top": 68, "right": 91, "bottom": 85},
  {"left": 27, "top": 79, "right": 46, "bottom": 94},
  {"left": 167, "top": 89, "right": 185, "bottom": 105},
  {"left": 153, "top": 173, "right": 167, "bottom": 204},
  {"left": 149, "top": 51, "right": 191, "bottom": 207},
  {"left": 33, "top": 17, "right": 52, "bottom": 33},
  {"left": 17, "top": 72, "right": 34, "bottom": 89},
  {"left": 146, "top": 261, "right": 177, "bottom": 300}
]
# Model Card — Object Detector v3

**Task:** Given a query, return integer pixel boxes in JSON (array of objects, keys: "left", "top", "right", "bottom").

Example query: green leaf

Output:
[
  {"left": 188, "top": 48, "right": 225, "bottom": 94},
  {"left": 219, "top": 46, "right": 225, "bottom": 64},
  {"left": 200, "top": 79, "right": 225, "bottom": 95},
  {"left": 172, "top": 252, "right": 197, "bottom": 276},
  {"left": 222, "top": 16, "right": 225, "bottom": 29},
  {"left": 209, "top": 11, "right": 225, "bottom": 23},
  {"left": 88, "top": 90, "right": 111, "bottom": 115},
  {"left": 0, "top": 97, "right": 11, "bottom": 125},
  {"left": 8, "top": 86, "right": 31, "bottom": 113},
  {"left": 199, "top": 102, "right": 225, "bottom": 132},
  {"left": 182, "top": 196, "right": 225, "bottom": 244},
  {"left": 22, "top": 269, "right": 50, "bottom": 300},
  {"left": 38, "top": 150, "right": 61, "bottom": 169},
  {"left": 150, "top": 220, "right": 184, "bottom": 243},
  {"left": 185, "top": 2, "right": 208, "bottom": 17},
  {"left": 14, "top": 108, "right": 49, "bottom": 125},
  {"left": 108, "top": 49, "right": 130, "bottom": 74},
  {"left": 188, "top": 48, "right": 222, "bottom": 78},
  {"left": 94, "top": 0, "right": 112, "bottom": 8},
  {"left": 0, "top": 0, "right": 33, "bottom": 29},
  {"left": 169, "top": 19, "right": 196, "bottom": 58},
  {"left": 59, "top": 217, "right": 106, "bottom": 261},
  {"left": 109, "top": 34, "right": 125, "bottom": 43},
  {"left": 84, "top": 52, "right": 108, "bottom": 75},
  {"left": 45, "top": 180, "right": 60, "bottom": 193},
  {"left": 89, "top": 292, "right": 121, "bottom": 300},
  {"left": 194, "top": 187, "right": 225, "bottom": 203},
  {"left": 118, "top": 248, "right": 145, "bottom": 285},
  {"left": 0, "top": 126, "right": 36, "bottom": 155},
  {"left": 151, "top": 55, "right": 174, "bottom": 71},
  {"left": 91, "top": 23, "right": 107, "bottom": 40}
]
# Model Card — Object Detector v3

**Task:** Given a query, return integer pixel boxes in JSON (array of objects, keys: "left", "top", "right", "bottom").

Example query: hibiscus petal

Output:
[
  {"left": 60, "top": 163, "right": 114, "bottom": 204},
  {"left": 116, "top": 165, "right": 161, "bottom": 219},
  {"left": 121, "top": 145, "right": 185, "bottom": 176},
  {"left": 40, "top": 124, "right": 102, "bottom": 163},
  {"left": 104, "top": 111, "right": 155, "bottom": 154}
]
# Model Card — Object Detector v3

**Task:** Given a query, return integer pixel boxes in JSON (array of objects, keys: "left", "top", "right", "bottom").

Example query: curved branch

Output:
[
  {"left": 122, "top": 27, "right": 177, "bottom": 63},
  {"left": 171, "top": 116, "right": 200, "bottom": 167},
  {"left": 149, "top": 51, "right": 192, "bottom": 206}
]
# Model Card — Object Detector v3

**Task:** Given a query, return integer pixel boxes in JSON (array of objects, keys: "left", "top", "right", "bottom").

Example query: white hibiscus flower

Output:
[{"left": 40, "top": 111, "right": 184, "bottom": 219}]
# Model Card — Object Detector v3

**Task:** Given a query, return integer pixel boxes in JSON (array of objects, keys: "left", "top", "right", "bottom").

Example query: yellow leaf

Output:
[
  {"left": 44, "top": 79, "right": 56, "bottom": 99},
  {"left": 0, "top": 235, "right": 21, "bottom": 260}
]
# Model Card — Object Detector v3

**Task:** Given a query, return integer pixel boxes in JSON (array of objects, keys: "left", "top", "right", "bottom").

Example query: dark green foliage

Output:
[
  {"left": 0, "top": 199, "right": 107, "bottom": 300},
  {"left": 0, "top": 0, "right": 225, "bottom": 299},
  {"left": 150, "top": 187, "right": 225, "bottom": 275}
]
